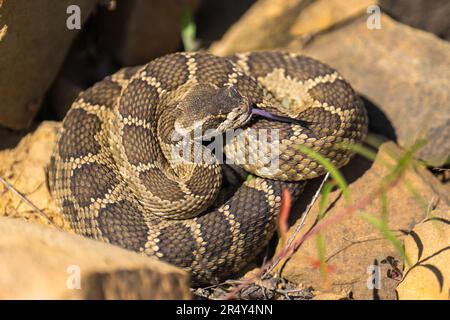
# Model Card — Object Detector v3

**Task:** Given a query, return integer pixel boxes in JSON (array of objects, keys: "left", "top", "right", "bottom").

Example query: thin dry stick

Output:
[
  {"left": 263, "top": 172, "right": 330, "bottom": 278},
  {"left": 0, "top": 175, "right": 58, "bottom": 228},
  {"left": 288, "top": 172, "right": 330, "bottom": 248}
]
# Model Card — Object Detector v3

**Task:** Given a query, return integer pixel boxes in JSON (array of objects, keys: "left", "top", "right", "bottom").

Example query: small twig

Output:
[
  {"left": 287, "top": 172, "right": 330, "bottom": 248},
  {"left": 430, "top": 167, "right": 450, "bottom": 172},
  {"left": 199, "top": 281, "right": 230, "bottom": 291},
  {"left": 274, "top": 288, "right": 313, "bottom": 300},
  {"left": 263, "top": 172, "right": 329, "bottom": 278},
  {"left": 426, "top": 196, "right": 437, "bottom": 216},
  {"left": 0, "top": 175, "right": 57, "bottom": 228},
  {"left": 342, "top": 234, "right": 398, "bottom": 244}
]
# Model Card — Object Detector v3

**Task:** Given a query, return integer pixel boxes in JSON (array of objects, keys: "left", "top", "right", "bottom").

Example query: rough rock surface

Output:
[
  {"left": 0, "top": 217, "right": 190, "bottom": 299},
  {"left": 210, "top": 0, "right": 374, "bottom": 55},
  {"left": 380, "top": 0, "right": 450, "bottom": 40},
  {"left": 296, "top": 14, "right": 450, "bottom": 166},
  {"left": 274, "top": 142, "right": 450, "bottom": 300},
  {"left": 0, "top": 0, "right": 96, "bottom": 129},
  {"left": 397, "top": 209, "right": 450, "bottom": 300},
  {"left": 0, "top": 121, "right": 68, "bottom": 229}
]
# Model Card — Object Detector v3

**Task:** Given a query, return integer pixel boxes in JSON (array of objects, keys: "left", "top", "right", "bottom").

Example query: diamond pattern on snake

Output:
[{"left": 48, "top": 51, "right": 368, "bottom": 284}]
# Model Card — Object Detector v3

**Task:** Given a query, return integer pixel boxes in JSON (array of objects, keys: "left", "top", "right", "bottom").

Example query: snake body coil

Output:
[{"left": 48, "top": 52, "right": 368, "bottom": 284}]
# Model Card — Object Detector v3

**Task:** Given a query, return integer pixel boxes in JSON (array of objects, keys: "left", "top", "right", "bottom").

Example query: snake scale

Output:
[{"left": 48, "top": 51, "right": 368, "bottom": 284}]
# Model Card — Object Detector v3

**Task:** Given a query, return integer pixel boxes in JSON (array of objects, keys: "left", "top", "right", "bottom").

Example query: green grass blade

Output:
[
  {"left": 297, "top": 145, "right": 350, "bottom": 202},
  {"left": 315, "top": 233, "right": 328, "bottom": 279},
  {"left": 380, "top": 192, "right": 388, "bottom": 224},
  {"left": 385, "top": 139, "right": 427, "bottom": 184},
  {"left": 337, "top": 142, "right": 377, "bottom": 162},
  {"left": 181, "top": 9, "right": 197, "bottom": 51},
  {"left": 318, "top": 182, "right": 333, "bottom": 220},
  {"left": 364, "top": 133, "right": 385, "bottom": 149},
  {"left": 360, "top": 211, "right": 411, "bottom": 266},
  {"left": 246, "top": 174, "right": 254, "bottom": 182}
]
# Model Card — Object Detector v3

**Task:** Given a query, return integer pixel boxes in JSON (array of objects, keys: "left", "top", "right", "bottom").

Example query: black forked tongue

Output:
[{"left": 251, "top": 107, "right": 313, "bottom": 128}]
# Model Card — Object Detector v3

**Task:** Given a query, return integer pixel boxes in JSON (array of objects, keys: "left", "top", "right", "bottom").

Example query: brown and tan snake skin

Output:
[{"left": 48, "top": 51, "right": 368, "bottom": 284}]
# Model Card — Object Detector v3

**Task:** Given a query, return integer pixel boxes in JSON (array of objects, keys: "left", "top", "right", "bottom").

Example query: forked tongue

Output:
[{"left": 251, "top": 107, "right": 313, "bottom": 128}]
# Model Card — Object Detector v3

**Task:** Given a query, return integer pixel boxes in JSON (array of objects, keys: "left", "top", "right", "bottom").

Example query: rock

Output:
[
  {"left": 380, "top": 0, "right": 450, "bottom": 40},
  {"left": 0, "top": 121, "right": 68, "bottom": 229},
  {"left": 294, "top": 14, "right": 450, "bottom": 166},
  {"left": 95, "top": 0, "right": 199, "bottom": 66},
  {"left": 0, "top": 0, "right": 96, "bottom": 130},
  {"left": 0, "top": 217, "right": 190, "bottom": 299},
  {"left": 397, "top": 209, "right": 450, "bottom": 300},
  {"left": 289, "top": 0, "right": 375, "bottom": 38},
  {"left": 274, "top": 142, "right": 450, "bottom": 300},
  {"left": 210, "top": 0, "right": 374, "bottom": 55}
]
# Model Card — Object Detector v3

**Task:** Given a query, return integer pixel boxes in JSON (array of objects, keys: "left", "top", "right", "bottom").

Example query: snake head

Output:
[{"left": 174, "top": 84, "right": 251, "bottom": 140}]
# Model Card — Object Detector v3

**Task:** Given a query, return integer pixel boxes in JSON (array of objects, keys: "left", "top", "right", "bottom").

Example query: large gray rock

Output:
[
  {"left": 0, "top": 217, "right": 190, "bottom": 299},
  {"left": 380, "top": 0, "right": 450, "bottom": 40},
  {"left": 0, "top": 0, "right": 96, "bottom": 130},
  {"left": 296, "top": 14, "right": 450, "bottom": 166}
]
